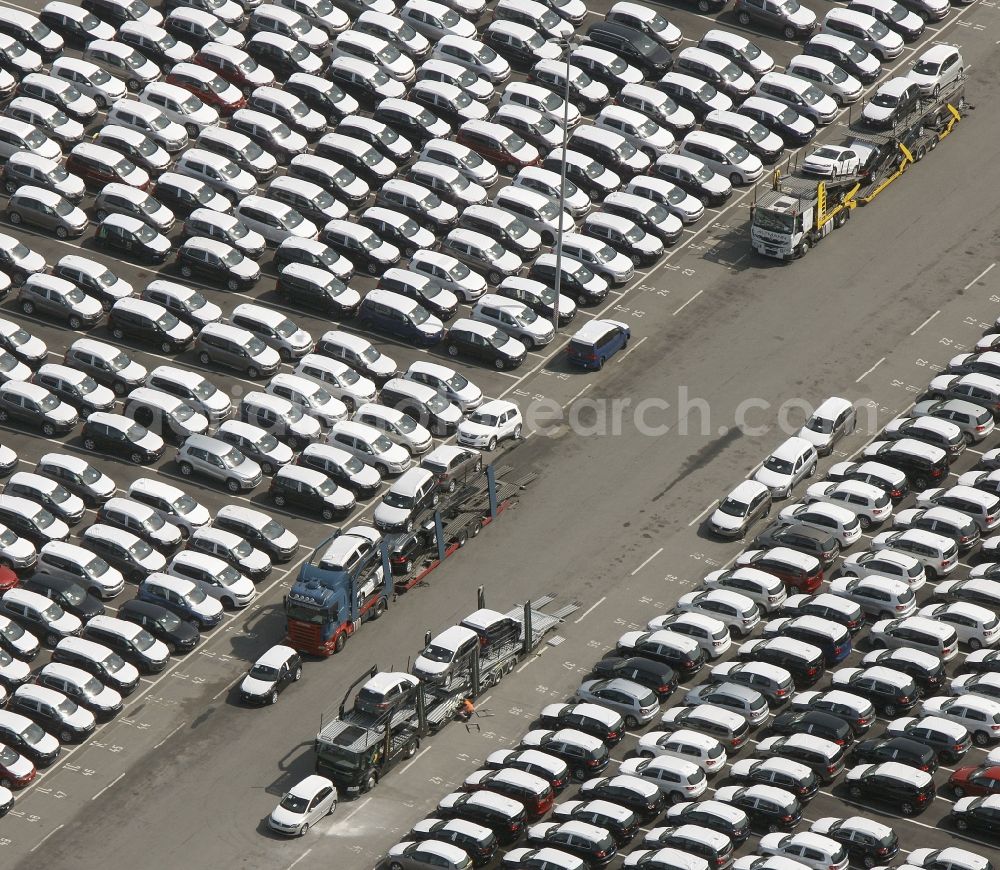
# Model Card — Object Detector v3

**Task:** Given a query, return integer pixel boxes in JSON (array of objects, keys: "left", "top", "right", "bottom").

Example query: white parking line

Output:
[
  {"left": 855, "top": 357, "right": 886, "bottom": 383},
  {"left": 285, "top": 848, "right": 312, "bottom": 870},
  {"left": 28, "top": 824, "right": 64, "bottom": 853},
  {"left": 90, "top": 771, "right": 126, "bottom": 802},
  {"left": 562, "top": 383, "right": 591, "bottom": 410},
  {"left": 673, "top": 290, "right": 703, "bottom": 316},
  {"left": 689, "top": 500, "right": 720, "bottom": 528},
  {"left": 630, "top": 548, "right": 664, "bottom": 577},
  {"left": 399, "top": 745, "right": 432, "bottom": 776},
  {"left": 964, "top": 262, "right": 997, "bottom": 290},
  {"left": 618, "top": 336, "right": 647, "bottom": 363},
  {"left": 910, "top": 310, "right": 941, "bottom": 336},
  {"left": 574, "top": 596, "right": 607, "bottom": 624}
]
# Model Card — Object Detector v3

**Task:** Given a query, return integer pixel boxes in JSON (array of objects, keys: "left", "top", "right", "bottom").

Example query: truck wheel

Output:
[
  {"left": 403, "top": 740, "right": 417, "bottom": 759},
  {"left": 456, "top": 529, "right": 469, "bottom": 548},
  {"left": 363, "top": 771, "right": 378, "bottom": 792},
  {"left": 798, "top": 239, "right": 811, "bottom": 257},
  {"left": 470, "top": 520, "right": 482, "bottom": 538},
  {"left": 373, "top": 599, "right": 387, "bottom": 618},
  {"left": 333, "top": 633, "right": 346, "bottom": 653}
]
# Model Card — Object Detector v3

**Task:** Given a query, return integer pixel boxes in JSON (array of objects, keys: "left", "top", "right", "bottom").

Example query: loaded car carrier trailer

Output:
[
  {"left": 313, "top": 589, "right": 572, "bottom": 795},
  {"left": 750, "top": 75, "right": 968, "bottom": 261}
]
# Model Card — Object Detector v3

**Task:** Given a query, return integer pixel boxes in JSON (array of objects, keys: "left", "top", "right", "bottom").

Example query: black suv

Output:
[
  {"left": 118, "top": 599, "right": 199, "bottom": 654},
  {"left": 578, "top": 776, "right": 665, "bottom": 820},
  {"left": 863, "top": 440, "right": 949, "bottom": 490},
  {"left": 21, "top": 574, "right": 103, "bottom": 621},
  {"left": 848, "top": 736, "right": 937, "bottom": 772},
  {"left": 753, "top": 524, "right": 839, "bottom": 566},
  {"left": 108, "top": 304, "right": 193, "bottom": 354},
  {"left": 834, "top": 668, "right": 918, "bottom": 715},
  {"left": 719, "top": 785, "right": 801, "bottom": 831},
  {"left": 812, "top": 818, "right": 899, "bottom": 868},
  {"left": 591, "top": 657, "right": 677, "bottom": 700},
  {"left": 538, "top": 703, "right": 624, "bottom": 745},
  {"left": 584, "top": 22, "right": 672, "bottom": 77},
  {"left": 739, "top": 638, "right": 824, "bottom": 686},
  {"left": 732, "top": 758, "right": 819, "bottom": 802},
  {"left": 665, "top": 800, "right": 751, "bottom": 844},
  {"left": 845, "top": 762, "right": 935, "bottom": 815}
]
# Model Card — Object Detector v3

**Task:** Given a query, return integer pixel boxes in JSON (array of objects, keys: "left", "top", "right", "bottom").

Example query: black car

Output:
[
  {"left": 267, "top": 468, "right": 354, "bottom": 522},
  {"left": 802, "top": 41, "right": 881, "bottom": 84},
  {"left": 834, "top": 669, "right": 918, "bottom": 715},
  {"left": 591, "top": 656, "right": 678, "bottom": 700},
  {"left": 39, "top": 6, "right": 108, "bottom": 45},
  {"left": 118, "top": 599, "right": 199, "bottom": 655},
  {"left": 768, "top": 710, "right": 853, "bottom": 746},
  {"left": 849, "top": 736, "right": 937, "bottom": 772},
  {"left": 537, "top": 704, "right": 624, "bottom": 745},
  {"left": 553, "top": 800, "right": 637, "bottom": 845},
  {"left": 601, "top": 195, "right": 682, "bottom": 247},
  {"left": 239, "top": 645, "right": 302, "bottom": 705},
  {"left": 482, "top": 23, "right": 552, "bottom": 67},
  {"left": 361, "top": 213, "right": 442, "bottom": 265},
  {"left": 0, "top": 620, "right": 38, "bottom": 662},
  {"left": 729, "top": 758, "right": 820, "bottom": 802},
  {"left": 93, "top": 218, "right": 171, "bottom": 264},
  {"left": 21, "top": 575, "right": 104, "bottom": 621},
  {"left": 285, "top": 76, "right": 355, "bottom": 122},
  {"left": 812, "top": 818, "right": 899, "bottom": 869},
  {"left": 0, "top": 386, "right": 76, "bottom": 437},
  {"left": 373, "top": 101, "right": 447, "bottom": 147},
  {"left": 528, "top": 257, "right": 609, "bottom": 306},
  {"left": 656, "top": 77, "right": 726, "bottom": 120},
  {"left": 541, "top": 151, "right": 618, "bottom": 201},
  {"left": 385, "top": 528, "right": 431, "bottom": 575},
  {"left": 495, "top": 279, "right": 572, "bottom": 326},
  {"left": 966, "top": 650, "right": 1000, "bottom": 674},
  {"left": 641, "top": 824, "right": 732, "bottom": 868},
  {"left": 753, "top": 524, "right": 839, "bottom": 566},
  {"left": 0, "top": 35, "right": 42, "bottom": 77},
  {"left": 0, "top": 648, "right": 30, "bottom": 690},
  {"left": 579, "top": 776, "right": 665, "bottom": 820},
  {"left": 887, "top": 718, "right": 972, "bottom": 764},
  {"left": 435, "top": 793, "right": 527, "bottom": 844},
  {"left": 778, "top": 596, "right": 864, "bottom": 634},
  {"left": 522, "top": 730, "right": 610, "bottom": 780},
  {"left": 845, "top": 763, "right": 936, "bottom": 816},
  {"left": 81, "top": 415, "right": 164, "bottom": 465},
  {"left": 445, "top": 321, "right": 526, "bottom": 371},
  {"left": 376, "top": 272, "right": 457, "bottom": 321},
  {"left": 861, "top": 649, "right": 945, "bottom": 694},
  {"left": 273, "top": 239, "right": 353, "bottom": 278},
  {"left": 950, "top": 794, "right": 1000, "bottom": 835},
  {"left": 0, "top": 716, "right": 59, "bottom": 767},
  {"left": 275, "top": 269, "right": 358, "bottom": 319},
  {"left": 652, "top": 159, "right": 732, "bottom": 207},
  {"left": 737, "top": 101, "right": 815, "bottom": 148},
  {"left": 526, "top": 821, "right": 617, "bottom": 867},
  {"left": 409, "top": 818, "right": 498, "bottom": 868},
  {"left": 585, "top": 22, "right": 672, "bottom": 77},
  {"left": 719, "top": 785, "right": 801, "bottom": 831},
  {"left": 826, "top": 461, "right": 909, "bottom": 502},
  {"left": 570, "top": 48, "right": 640, "bottom": 94},
  {"left": 666, "top": 800, "right": 751, "bottom": 845}
]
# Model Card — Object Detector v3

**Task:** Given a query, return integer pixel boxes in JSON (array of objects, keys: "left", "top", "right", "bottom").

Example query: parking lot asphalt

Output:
[{"left": 1, "top": 0, "right": 999, "bottom": 866}]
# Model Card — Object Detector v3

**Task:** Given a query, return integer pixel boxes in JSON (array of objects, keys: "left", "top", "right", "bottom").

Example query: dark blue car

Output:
[{"left": 567, "top": 319, "right": 631, "bottom": 369}]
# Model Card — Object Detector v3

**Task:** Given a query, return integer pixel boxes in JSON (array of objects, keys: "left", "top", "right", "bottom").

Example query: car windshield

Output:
[
  {"left": 696, "top": 82, "right": 719, "bottom": 100},
  {"left": 537, "top": 198, "right": 560, "bottom": 220},
  {"left": 425, "top": 393, "right": 449, "bottom": 413},
  {"left": 107, "top": 351, "right": 131, "bottom": 372},
  {"left": 172, "top": 494, "right": 199, "bottom": 515},
  {"left": 805, "top": 414, "right": 834, "bottom": 433},
  {"left": 39, "top": 393, "right": 60, "bottom": 411},
  {"left": 421, "top": 643, "right": 455, "bottom": 662},
  {"left": 132, "top": 629, "right": 155, "bottom": 651},
  {"left": 487, "top": 329, "right": 509, "bottom": 349},
  {"left": 871, "top": 20, "right": 889, "bottom": 37},
  {"left": 913, "top": 59, "right": 941, "bottom": 74},
  {"left": 0, "top": 744, "right": 17, "bottom": 764},
  {"left": 125, "top": 422, "right": 147, "bottom": 442},
  {"left": 623, "top": 224, "right": 644, "bottom": 243},
  {"left": 123, "top": 50, "right": 145, "bottom": 70},
  {"left": 718, "top": 497, "right": 750, "bottom": 517},
  {"left": 129, "top": 538, "right": 153, "bottom": 558},
  {"left": 136, "top": 222, "right": 159, "bottom": 243},
  {"left": 316, "top": 478, "right": 338, "bottom": 496},
  {"left": 343, "top": 455, "right": 363, "bottom": 473},
  {"left": 206, "top": 18, "right": 227, "bottom": 37},
  {"left": 377, "top": 44, "right": 402, "bottom": 64},
  {"left": 828, "top": 66, "right": 848, "bottom": 83},
  {"left": 362, "top": 148, "right": 381, "bottom": 167},
  {"left": 42, "top": 602, "right": 65, "bottom": 622},
  {"left": 382, "top": 490, "right": 414, "bottom": 509},
  {"left": 23, "top": 722, "right": 46, "bottom": 743},
  {"left": 0, "top": 528, "right": 15, "bottom": 546},
  {"left": 872, "top": 91, "right": 900, "bottom": 107},
  {"left": 186, "top": 584, "right": 208, "bottom": 604},
  {"left": 727, "top": 144, "right": 751, "bottom": 163},
  {"left": 79, "top": 674, "right": 106, "bottom": 698},
  {"left": 250, "top": 662, "right": 280, "bottom": 680},
  {"left": 764, "top": 456, "right": 794, "bottom": 474},
  {"left": 780, "top": 0, "right": 801, "bottom": 10},
  {"left": 60, "top": 583, "right": 86, "bottom": 605},
  {"left": 279, "top": 793, "right": 310, "bottom": 814},
  {"left": 221, "top": 247, "right": 246, "bottom": 267},
  {"left": 583, "top": 160, "right": 603, "bottom": 179},
  {"left": 232, "top": 539, "right": 252, "bottom": 558},
  {"left": 0, "top": 620, "right": 24, "bottom": 641},
  {"left": 504, "top": 132, "right": 528, "bottom": 152},
  {"left": 79, "top": 464, "right": 102, "bottom": 484},
  {"left": 254, "top": 431, "right": 278, "bottom": 453},
  {"left": 173, "top": 403, "right": 195, "bottom": 423},
  {"left": 54, "top": 199, "right": 75, "bottom": 218},
  {"left": 360, "top": 346, "right": 380, "bottom": 363},
  {"left": 372, "top": 434, "right": 393, "bottom": 452},
  {"left": 802, "top": 83, "right": 825, "bottom": 103},
  {"left": 284, "top": 404, "right": 303, "bottom": 422},
  {"left": 49, "top": 108, "right": 70, "bottom": 127},
  {"left": 0, "top": 353, "right": 16, "bottom": 374}
]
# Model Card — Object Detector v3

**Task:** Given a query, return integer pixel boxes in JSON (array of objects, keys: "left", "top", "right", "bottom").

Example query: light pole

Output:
[{"left": 551, "top": 37, "right": 576, "bottom": 336}]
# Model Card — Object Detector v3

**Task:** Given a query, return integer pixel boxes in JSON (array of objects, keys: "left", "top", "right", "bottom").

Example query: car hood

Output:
[
  {"left": 374, "top": 503, "right": 414, "bottom": 527},
  {"left": 754, "top": 467, "right": 793, "bottom": 488},
  {"left": 414, "top": 654, "right": 449, "bottom": 676},
  {"left": 797, "top": 426, "right": 833, "bottom": 447},
  {"left": 241, "top": 674, "right": 275, "bottom": 696},
  {"left": 269, "top": 805, "right": 306, "bottom": 828},
  {"left": 458, "top": 419, "right": 501, "bottom": 439},
  {"left": 864, "top": 103, "right": 896, "bottom": 123},
  {"left": 47, "top": 403, "right": 78, "bottom": 426},
  {"left": 0, "top": 656, "right": 30, "bottom": 684},
  {"left": 50, "top": 611, "right": 82, "bottom": 635}
]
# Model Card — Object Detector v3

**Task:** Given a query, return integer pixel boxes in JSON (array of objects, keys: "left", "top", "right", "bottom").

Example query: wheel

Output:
[
  {"left": 60, "top": 729, "right": 73, "bottom": 743},
  {"left": 504, "top": 162, "right": 516, "bottom": 175},
  {"left": 130, "top": 452, "right": 144, "bottom": 465},
  {"left": 404, "top": 245, "right": 416, "bottom": 258},
  {"left": 783, "top": 24, "right": 796, "bottom": 38},
  {"left": 4, "top": 182, "right": 15, "bottom": 195},
  {"left": 513, "top": 424, "right": 522, "bottom": 439},
  {"left": 697, "top": 0, "right": 710, "bottom": 9},
  {"left": 848, "top": 785, "right": 862, "bottom": 799},
  {"left": 260, "top": 461, "right": 275, "bottom": 476},
  {"left": 362, "top": 771, "right": 377, "bottom": 792},
  {"left": 299, "top": 822, "right": 309, "bottom": 836},
  {"left": 973, "top": 731, "right": 990, "bottom": 746},
  {"left": 487, "top": 270, "right": 502, "bottom": 285},
  {"left": 522, "top": 335, "right": 534, "bottom": 350},
  {"left": 863, "top": 858, "right": 876, "bottom": 869},
  {"left": 737, "top": 10, "right": 751, "bottom": 24},
  {"left": 321, "top": 507, "right": 334, "bottom": 521},
  {"left": 574, "top": 767, "right": 588, "bottom": 781},
  {"left": 375, "top": 464, "right": 389, "bottom": 477},
  {"left": 227, "top": 277, "right": 240, "bottom": 291},
  {"left": 246, "top": 366, "right": 260, "bottom": 379},
  {"left": 185, "top": 123, "right": 199, "bottom": 139},
  {"left": 798, "top": 239, "right": 811, "bottom": 258},
  {"left": 470, "top": 520, "right": 482, "bottom": 538},
  {"left": 226, "top": 479, "right": 242, "bottom": 494},
  {"left": 270, "top": 690, "right": 279, "bottom": 705},
  {"left": 542, "top": 232, "right": 555, "bottom": 246},
  {"left": 446, "top": 479, "right": 456, "bottom": 493},
  {"left": 456, "top": 529, "right": 469, "bottom": 547},
  {"left": 83, "top": 438, "right": 97, "bottom": 451},
  {"left": 447, "top": 344, "right": 459, "bottom": 357},
  {"left": 767, "top": 823, "right": 781, "bottom": 833},
  {"left": 953, "top": 785, "right": 966, "bottom": 798},
  {"left": 96, "top": 209, "right": 108, "bottom": 222},
  {"left": 913, "top": 476, "right": 928, "bottom": 491},
  {"left": 8, "top": 212, "right": 22, "bottom": 225},
  {"left": 41, "top": 423, "right": 55, "bottom": 437},
  {"left": 883, "top": 703, "right": 897, "bottom": 717},
  {"left": 55, "top": 226, "right": 69, "bottom": 240},
  {"left": 494, "top": 358, "right": 506, "bottom": 370},
  {"left": 730, "top": 172, "right": 742, "bottom": 185},
  {"left": 0, "top": 778, "right": 11, "bottom": 789},
  {"left": 404, "top": 519, "right": 413, "bottom": 532},
  {"left": 806, "top": 462, "right": 817, "bottom": 478},
  {"left": 20, "top": 300, "right": 34, "bottom": 315},
  {"left": 179, "top": 462, "right": 193, "bottom": 477},
  {"left": 96, "top": 96, "right": 108, "bottom": 110},
  {"left": 402, "top": 740, "right": 417, "bottom": 759},
  {"left": 402, "top": 558, "right": 413, "bottom": 573},
  {"left": 198, "top": 351, "right": 211, "bottom": 366},
  {"left": 487, "top": 437, "right": 497, "bottom": 452},
  {"left": 333, "top": 632, "right": 346, "bottom": 653},
  {"left": 900, "top": 802, "right": 915, "bottom": 817},
  {"left": 941, "top": 750, "right": 958, "bottom": 763},
  {"left": 47, "top": 633, "right": 60, "bottom": 646},
  {"left": 859, "top": 516, "right": 871, "bottom": 530},
  {"left": 970, "top": 638, "right": 983, "bottom": 651},
  {"left": 598, "top": 356, "right": 606, "bottom": 369},
  {"left": 160, "top": 341, "right": 173, "bottom": 354},
  {"left": 68, "top": 316, "right": 82, "bottom": 330},
  {"left": 180, "top": 265, "right": 193, "bottom": 278},
  {"left": 128, "top": 78, "right": 140, "bottom": 91},
  {"left": 389, "top": 863, "right": 403, "bottom": 870},
  {"left": 625, "top": 715, "right": 639, "bottom": 729},
  {"left": 273, "top": 494, "right": 286, "bottom": 507}
]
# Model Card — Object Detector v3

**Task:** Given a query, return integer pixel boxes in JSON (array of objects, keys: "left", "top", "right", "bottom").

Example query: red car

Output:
[
  {"left": 165, "top": 62, "right": 246, "bottom": 115},
  {"left": 738, "top": 547, "right": 824, "bottom": 593},
  {"left": 950, "top": 764, "right": 1000, "bottom": 798},
  {"left": 193, "top": 43, "right": 275, "bottom": 95},
  {"left": 0, "top": 743, "right": 37, "bottom": 789},
  {"left": 0, "top": 566, "right": 18, "bottom": 593}
]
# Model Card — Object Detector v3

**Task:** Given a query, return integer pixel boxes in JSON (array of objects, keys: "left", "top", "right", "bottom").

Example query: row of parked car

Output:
[{"left": 383, "top": 354, "right": 1000, "bottom": 867}]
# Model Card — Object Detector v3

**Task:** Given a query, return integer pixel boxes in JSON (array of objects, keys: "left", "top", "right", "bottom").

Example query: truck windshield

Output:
[
  {"left": 754, "top": 210, "right": 796, "bottom": 233},
  {"left": 285, "top": 602, "right": 329, "bottom": 624}
]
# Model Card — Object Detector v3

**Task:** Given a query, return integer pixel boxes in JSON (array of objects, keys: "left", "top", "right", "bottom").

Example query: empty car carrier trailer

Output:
[{"left": 749, "top": 75, "right": 968, "bottom": 261}]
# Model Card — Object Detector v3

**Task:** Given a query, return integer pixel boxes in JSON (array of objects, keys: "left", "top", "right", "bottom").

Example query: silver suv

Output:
[{"left": 175, "top": 433, "right": 263, "bottom": 494}]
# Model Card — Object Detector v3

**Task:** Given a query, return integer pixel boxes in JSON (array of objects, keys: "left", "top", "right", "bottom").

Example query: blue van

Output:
[
  {"left": 773, "top": 615, "right": 852, "bottom": 666},
  {"left": 358, "top": 288, "right": 445, "bottom": 347},
  {"left": 566, "top": 319, "right": 631, "bottom": 369}
]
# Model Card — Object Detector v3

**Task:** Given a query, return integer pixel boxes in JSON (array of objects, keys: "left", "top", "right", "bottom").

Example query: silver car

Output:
[
  {"left": 575, "top": 677, "right": 659, "bottom": 728},
  {"left": 175, "top": 433, "right": 262, "bottom": 493}
]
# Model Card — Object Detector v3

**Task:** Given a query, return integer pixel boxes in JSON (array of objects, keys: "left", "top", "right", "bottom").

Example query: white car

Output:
[
  {"left": 950, "top": 672, "right": 1000, "bottom": 702},
  {"left": 636, "top": 729, "right": 728, "bottom": 773},
  {"left": 906, "top": 44, "right": 964, "bottom": 96},
  {"left": 758, "top": 832, "right": 848, "bottom": 870},
  {"left": 704, "top": 567, "right": 787, "bottom": 613},
  {"left": 801, "top": 145, "right": 864, "bottom": 177},
  {"left": 837, "top": 549, "right": 925, "bottom": 589},
  {"left": 676, "top": 589, "right": 760, "bottom": 638},
  {"left": 777, "top": 501, "right": 862, "bottom": 547},
  {"left": 920, "top": 695, "right": 1000, "bottom": 745},
  {"left": 829, "top": 574, "right": 916, "bottom": 619},
  {"left": 804, "top": 480, "right": 891, "bottom": 528},
  {"left": 909, "top": 848, "right": 993, "bottom": 870},
  {"left": 268, "top": 774, "right": 337, "bottom": 836},
  {"left": 457, "top": 400, "right": 522, "bottom": 451},
  {"left": 917, "top": 601, "right": 1000, "bottom": 649},
  {"left": 709, "top": 480, "right": 772, "bottom": 540}
]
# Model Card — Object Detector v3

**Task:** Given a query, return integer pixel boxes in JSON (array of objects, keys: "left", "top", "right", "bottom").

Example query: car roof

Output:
[{"left": 288, "top": 774, "right": 335, "bottom": 799}]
